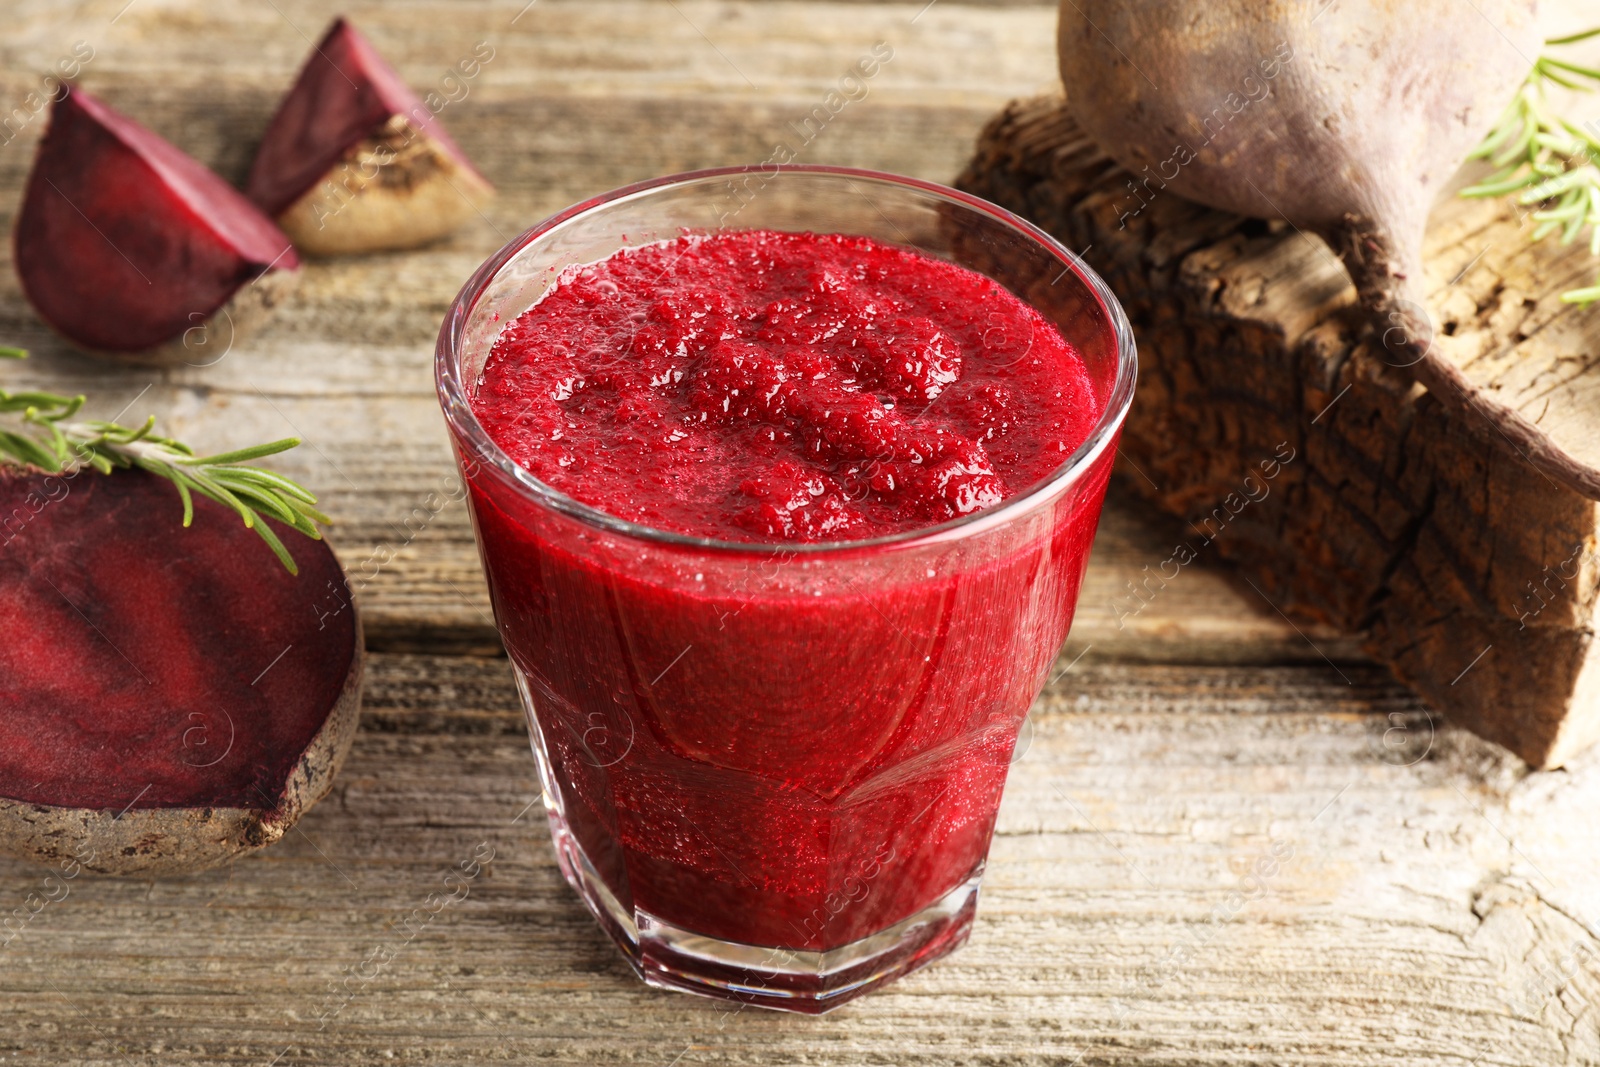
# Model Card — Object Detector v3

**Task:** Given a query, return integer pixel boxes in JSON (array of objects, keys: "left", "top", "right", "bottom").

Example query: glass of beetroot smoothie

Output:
[{"left": 436, "top": 167, "right": 1134, "bottom": 1013}]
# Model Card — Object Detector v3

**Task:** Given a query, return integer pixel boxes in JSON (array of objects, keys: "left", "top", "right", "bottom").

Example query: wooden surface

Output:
[{"left": 2, "top": 1, "right": 1600, "bottom": 1063}]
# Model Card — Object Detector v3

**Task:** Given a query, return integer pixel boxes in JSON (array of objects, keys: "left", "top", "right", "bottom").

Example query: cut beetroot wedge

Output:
[
  {"left": 246, "top": 17, "right": 494, "bottom": 255},
  {"left": 0, "top": 468, "right": 362, "bottom": 875},
  {"left": 14, "top": 89, "right": 300, "bottom": 366}
]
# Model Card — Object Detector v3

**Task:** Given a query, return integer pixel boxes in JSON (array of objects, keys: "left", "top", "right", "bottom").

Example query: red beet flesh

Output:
[
  {"left": 245, "top": 17, "right": 487, "bottom": 216},
  {"left": 0, "top": 468, "right": 356, "bottom": 811},
  {"left": 14, "top": 89, "right": 299, "bottom": 354}
]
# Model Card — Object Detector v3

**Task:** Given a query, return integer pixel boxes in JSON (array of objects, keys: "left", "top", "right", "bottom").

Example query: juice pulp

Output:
[{"left": 468, "top": 230, "right": 1112, "bottom": 950}]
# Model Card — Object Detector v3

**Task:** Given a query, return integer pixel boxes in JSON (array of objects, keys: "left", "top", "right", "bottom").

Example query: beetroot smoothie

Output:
[
  {"left": 474, "top": 231, "right": 1098, "bottom": 541},
  {"left": 464, "top": 229, "right": 1113, "bottom": 960}
]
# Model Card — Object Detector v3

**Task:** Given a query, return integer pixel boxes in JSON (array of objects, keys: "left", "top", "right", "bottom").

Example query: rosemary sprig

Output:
[
  {"left": 0, "top": 352, "right": 329, "bottom": 574},
  {"left": 1461, "top": 27, "right": 1600, "bottom": 306}
]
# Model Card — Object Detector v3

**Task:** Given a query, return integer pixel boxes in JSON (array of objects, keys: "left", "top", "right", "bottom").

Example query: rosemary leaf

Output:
[
  {"left": 231, "top": 465, "right": 321, "bottom": 505},
  {"left": 250, "top": 516, "right": 298, "bottom": 575},
  {"left": 163, "top": 466, "right": 259, "bottom": 529},
  {"left": 1548, "top": 27, "right": 1600, "bottom": 45},
  {"left": 212, "top": 474, "right": 303, "bottom": 527},
  {"left": 0, "top": 355, "right": 327, "bottom": 573},
  {"left": 0, "top": 430, "right": 62, "bottom": 473},
  {"left": 183, "top": 439, "right": 302, "bottom": 466},
  {"left": 1544, "top": 56, "right": 1600, "bottom": 81},
  {"left": 174, "top": 477, "right": 194, "bottom": 528},
  {"left": 1466, "top": 29, "right": 1600, "bottom": 303}
]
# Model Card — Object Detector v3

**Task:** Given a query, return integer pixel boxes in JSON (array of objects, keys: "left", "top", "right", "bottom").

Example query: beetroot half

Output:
[
  {"left": 0, "top": 468, "right": 362, "bottom": 875},
  {"left": 245, "top": 17, "right": 494, "bottom": 255},
  {"left": 14, "top": 89, "right": 300, "bottom": 366}
]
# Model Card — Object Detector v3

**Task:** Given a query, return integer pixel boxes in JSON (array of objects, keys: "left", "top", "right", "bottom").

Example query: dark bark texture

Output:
[{"left": 958, "top": 95, "right": 1600, "bottom": 768}]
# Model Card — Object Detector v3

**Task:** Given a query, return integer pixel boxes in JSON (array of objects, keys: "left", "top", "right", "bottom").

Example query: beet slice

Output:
[
  {"left": 245, "top": 17, "right": 494, "bottom": 255},
  {"left": 0, "top": 468, "right": 361, "bottom": 875},
  {"left": 13, "top": 89, "right": 300, "bottom": 364}
]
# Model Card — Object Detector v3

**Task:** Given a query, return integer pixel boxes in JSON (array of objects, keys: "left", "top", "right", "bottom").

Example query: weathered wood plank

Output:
[
  {"left": 0, "top": 651, "right": 1594, "bottom": 1065},
  {"left": 0, "top": 0, "right": 1065, "bottom": 198}
]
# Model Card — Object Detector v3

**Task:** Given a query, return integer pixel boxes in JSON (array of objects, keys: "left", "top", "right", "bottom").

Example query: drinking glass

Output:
[{"left": 436, "top": 166, "right": 1136, "bottom": 1013}]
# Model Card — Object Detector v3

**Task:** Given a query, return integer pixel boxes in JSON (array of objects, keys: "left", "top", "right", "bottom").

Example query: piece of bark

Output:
[{"left": 957, "top": 95, "right": 1600, "bottom": 769}]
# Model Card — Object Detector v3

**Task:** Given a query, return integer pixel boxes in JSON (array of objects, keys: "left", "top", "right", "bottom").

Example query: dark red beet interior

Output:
[
  {"left": 0, "top": 468, "right": 356, "bottom": 811},
  {"left": 244, "top": 17, "right": 485, "bottom": 216},
  {"left": 14, "top": 89, "right": 299, "bottom": 353}
]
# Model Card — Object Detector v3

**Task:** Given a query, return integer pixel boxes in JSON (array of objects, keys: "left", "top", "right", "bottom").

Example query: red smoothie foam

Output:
[
  {"left": 474, "top": 231, "right": 1099, "bottom": 542},
  {"left": 466, "top": 229, "right": 1113, "bottom": 951}
]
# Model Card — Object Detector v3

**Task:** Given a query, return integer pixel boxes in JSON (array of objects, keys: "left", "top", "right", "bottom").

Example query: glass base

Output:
[{"left": 544, "top": 805, "right": 980, "bottom": 1014}]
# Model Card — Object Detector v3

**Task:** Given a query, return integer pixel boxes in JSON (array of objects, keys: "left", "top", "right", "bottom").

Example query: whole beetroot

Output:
[{"left": 1054, "top": 1, "right": 1594, "bottom": 492}]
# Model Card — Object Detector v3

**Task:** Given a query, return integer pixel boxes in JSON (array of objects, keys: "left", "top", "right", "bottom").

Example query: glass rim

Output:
[{"left": 435, "top": 164, "right": 1138, "bottom": 557}]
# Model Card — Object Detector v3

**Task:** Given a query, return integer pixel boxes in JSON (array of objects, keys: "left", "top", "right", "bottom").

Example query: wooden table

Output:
[{"left": 4, "top": 2, "right": 1600, "bottom": 1063}]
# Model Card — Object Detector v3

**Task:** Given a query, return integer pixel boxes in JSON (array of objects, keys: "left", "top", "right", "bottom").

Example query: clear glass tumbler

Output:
[{"left": 436, "top": 166, "right": 1135, "bottom": 1013}]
